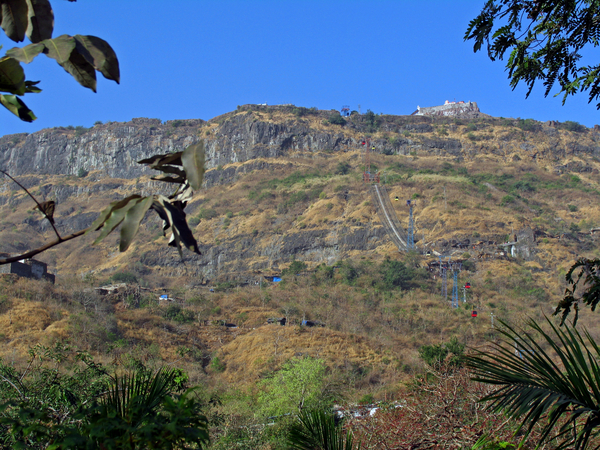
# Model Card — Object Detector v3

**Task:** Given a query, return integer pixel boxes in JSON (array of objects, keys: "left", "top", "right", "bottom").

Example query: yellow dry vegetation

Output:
[{"left": 218, "top": 324, "right": 384, "bottom": 383}]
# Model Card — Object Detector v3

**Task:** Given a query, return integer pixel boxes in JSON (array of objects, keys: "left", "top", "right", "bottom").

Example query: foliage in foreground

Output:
[
  {"left": 555, "top": 257, "right": 600, "bottom": 326},
  {"left": 466, "top": 0, "right": 600, "bottom": 108},
  {"left": 351, "top": 366, "right": 522, "bottom": 449},
  {"left": 0, "top": 0, "right": 119, "bottom": 122},
  {"left": 467, "top": 317, "right": 600, "bottom": 449},
  {"left": 0, "top": 346, "right": 209, "bottom": 449},
  {"left": 287, "top": 408, "right": 357, "bottom": 450}
]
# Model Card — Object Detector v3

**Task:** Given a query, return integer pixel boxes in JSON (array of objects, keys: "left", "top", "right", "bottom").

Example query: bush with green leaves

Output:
[
  {"left": 500, "top": 195, "right": 515, "bottom": 206},
  {"left": 0, "top": 346, "right": 210, "bottom": 449},
  {"left": 378, "top": 257, "right": 416, "bottom": 291},
  {"left": 110, "top": 271, "right": 138, "bottom": 284},
  {"left": 364, "top": 110, "right": 381, "bottom": 132},
  {"left": 257, "top": 357, "right": 329, "bottom": 417},
  {"left": 162, "top": 304, "right": 196, "bottom": 323},
  {"left": 562, "top": 120, "right": 586, "bottom": 133},
  {"left": 283, "top": 260, "right": 308, "bottom": 276},
  {"left": 515, "top": 118, "right": 540, "bottom": 132},
  {"left": 197, "top": 208, "right": 218, "bottom": 220},
  {"left": 335, "top": 162, "right": 351, "bottom": 175},
  {"left": 327, "top": 114, "right": 346, "bottom": 126},
  {"left": 418, "top": 337, "right": 465, "bottom": 369}
]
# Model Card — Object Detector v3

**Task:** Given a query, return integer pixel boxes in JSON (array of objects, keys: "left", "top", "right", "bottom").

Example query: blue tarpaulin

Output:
[
  {"left": 159, "top": 295, "right": 168, "bottom": 300},
  {"left": 272, "top": 277, "right": 282, "bottom": 282}
]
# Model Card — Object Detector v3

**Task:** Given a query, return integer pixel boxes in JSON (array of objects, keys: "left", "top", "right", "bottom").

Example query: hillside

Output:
[{"left": 1, "top": 105, "right": 600, "bottom": 410}]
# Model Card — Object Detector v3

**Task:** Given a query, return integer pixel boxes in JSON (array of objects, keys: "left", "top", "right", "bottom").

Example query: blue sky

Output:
[{"left": 1, "top": 1, "right": 598, "bottom": 137}]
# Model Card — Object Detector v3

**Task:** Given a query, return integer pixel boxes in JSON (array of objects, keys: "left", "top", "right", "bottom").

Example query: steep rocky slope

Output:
[{"left": 0, "top": 105, "right": 599, "bottom": 289}]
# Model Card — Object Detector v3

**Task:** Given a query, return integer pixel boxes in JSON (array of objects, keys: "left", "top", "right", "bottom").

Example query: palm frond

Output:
[
  {"left": 467, "top": 317, "right": 600, "bottom": 449},
  {"left": 101, "top": 367, "right": 176, "bottom": 426},
  {"left": 287, "top": 408, "right": 357, "bottom": 450}
]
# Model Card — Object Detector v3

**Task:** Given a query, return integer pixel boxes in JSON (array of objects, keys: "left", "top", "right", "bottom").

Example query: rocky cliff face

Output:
[
  {"left": 1, "top": 105, "right": 599, "bottom": 283},
  {"left": 2, "top": 105, "right": 599, "bottom": 181}
]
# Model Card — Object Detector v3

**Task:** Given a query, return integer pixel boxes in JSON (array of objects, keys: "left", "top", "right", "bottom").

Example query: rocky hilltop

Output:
[{"left": 0, "top": 105, "right": 599, "bottom": 288}]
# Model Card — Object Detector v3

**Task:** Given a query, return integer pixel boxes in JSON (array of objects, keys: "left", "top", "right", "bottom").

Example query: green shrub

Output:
[
  {"left": 214, "top": 281, "right": 236, "bottom": 292},
  {"left": 500, "top": 195, "right": 515, "bottom": 206},
  {"left": 327, "top": 114, "right": 346, "bottom": 126},
  {"left": 210, "top": 355, "right": 226, "bottom": 373},
  {"left": 74, "top": 125, "right": 88, "bottom": 137},
  {"left": 197, "top": 208, "right": 218, "bottom": 219},
  {"left": 568, "top": 204, "right": 578, "bottom": 212},
  {"left": 562, "top": 120, "right": 586, "bottom": 132},
  {"left": 283, "top": 260, "right": 307, "bottom": 275},
  {"left": 77, "top": 168, "right": 88, "bottom": 178},
  {"left": 516, "top": 118, "right": 540, "bottom": 132},
  {"left": 292, "top": 106, "right": 318, "bottom": 118},
  {"left": 338, "top": 260, "right": 359, "bottom": 285},
  {"left": 111, "top": 272, "right": 138, "bottom": 284},
  {"left": 335, "top": 162, "right": 351, "bottom": 175},
  {"left": 364, "top": 110, "right": 381, "bottom": 132},
  {"left": 379, "top": 258, "right": 416, "bottom": 290},
  {"left": 418, "top": 337, "right": 465, "bottom": 368},
  {"left": 162, "top": 305, "right": 195, "bottom": 323}
]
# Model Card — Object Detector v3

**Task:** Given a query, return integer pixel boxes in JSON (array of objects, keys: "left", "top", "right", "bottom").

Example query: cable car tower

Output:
[
  {"left": 440, "top": 256, "right": 447, "bottom": 301},
  {"left": 439, "top": 257, "right": 462, "bottom": 307},
  {"left": 361, "top": 139, "right": 380, "bottom": 184},
  {"left": 451, "top": 269, "right": 459, "bottom": 308},
  {"left": 407, "top": 200, "right": 414, "bottom": 249}
]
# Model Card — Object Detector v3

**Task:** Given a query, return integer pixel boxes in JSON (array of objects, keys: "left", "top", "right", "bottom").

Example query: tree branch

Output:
[
  {"left": 0, "top": 169, "right": 62, "bottom": 240},
  {"left": 0, "top": 373, "right": 25, "bottom": 400},
  {"left": 0, "top": 228, "right": 89, "bottom": 265}
]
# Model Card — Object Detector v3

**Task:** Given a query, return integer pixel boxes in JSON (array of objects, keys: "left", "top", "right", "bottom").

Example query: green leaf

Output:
[
  {"left": 25, "top": 0, "right": 52, "bottom": 43},
  {"left": 0, "top": 0, "right": 28, "bottom": 42},
  {"left": 42, "top": 34, "right": 75, "bottom": 64},
  {"left": 6, "top": 41, "right": 43, "bottom": 63},
  {"left": 0, "top": 56, "right": 25, "bottom": 94},
  {"left": 138, "top": 151, "right": 183, "bottom": 169},
  {"left": 181, "top": 141, "right": 205, "bottom": 191},
  {"left": 24, "top": 79, "right": 40, "bottom": 93},
  {"left": 150, "top": 175, "right": 186, "bottom": 184},
  {"left": 60, "top": 48, "right": 96, "bottom": 92},
  {"left": 119, "top": 196, "right": 153, "bottom": 252},
  {"left": 0, "top": 93, "right": 35, "bottom": 121},
  {"left": 90, "top": 195, "right": 142, "bottom": 244},
  {"left": 73, "top": 34, "right": 120, "bottom": 83}
]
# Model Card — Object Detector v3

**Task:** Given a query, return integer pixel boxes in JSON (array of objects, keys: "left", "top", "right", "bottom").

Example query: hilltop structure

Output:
[
  {"left": 0, "top": 256, "right": 55, "bottom": 283},
  {"left": 413, "top": 100, "right": 483, "bottom": 119}
]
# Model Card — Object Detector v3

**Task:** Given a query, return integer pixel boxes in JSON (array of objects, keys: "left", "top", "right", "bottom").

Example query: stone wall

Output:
[{"left": 0, "top": 259, "right": 55, "bottom": 283}]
